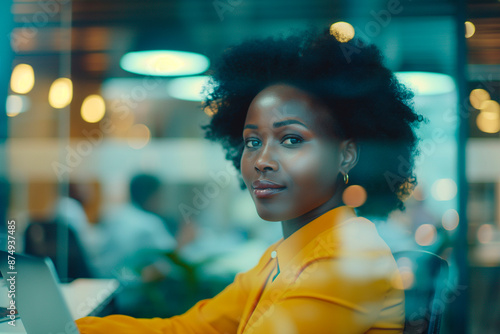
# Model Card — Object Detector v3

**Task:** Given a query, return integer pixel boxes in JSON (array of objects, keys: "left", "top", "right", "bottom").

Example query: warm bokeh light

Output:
[
  {"left": 81, "top": 94, "right": 106, "bottom": 123},
  {"left": 476, "top": 111, "right": 500, "bottom": 134},
  {"left": 412, "top": 185, "right": 427, "bottom": 201},
  {"left": 479, "top": 99, "right": 500, "bottom": 114},
  {"left": 392, "top": 257, "right": 414, "bottom": 290},
  {"left": 48, "top": 78, "right": 73, "bottom": 109},
  {"left": 204, "top": 107, "right": 216, "bottom": 117},
  {"left": 10, "top": 63, "right": 35, "bottom": 94},
  {"left": 342, "top": 185, "right": 367, "bottom": 208},
  {"left": 396, "top": 257, "right": 413, "bottom": 269},
  {"left": 415, "top": 224, "right": 437, "bottom": 246},
  {"left": 127, "top": 124, "right": 151, "bottom": 149},
  {"left": 465, "top": 21, "right": 475, "bottom": 38},
  {"left": 431, "top": 178, "right": 457, "bottom": 201},
  {"left": 442, "top": 209, "right": 459, "bottom": 231},
  {"left": 203, "top": 100, "right": 218, "bottom": 117},
  {"left": 469, "top": 89, "right": 491, "bottom": 109},
  {"left": 391, "top": 268, "right": 414, "bottom": 290},
  {"left": 329, "top": 22, "right": 355, "bottom": 43},
  {"left": 109, "top": 107, "right": 135, "bottom": 136},
  {"left": 477, "top": 224, "right": 494, "bottom": 244},
  {"left": 6, "top": 95, "right": 30, "bottom": 117}
]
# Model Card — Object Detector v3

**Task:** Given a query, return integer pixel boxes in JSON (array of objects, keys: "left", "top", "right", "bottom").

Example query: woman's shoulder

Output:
[
  {"left": 287, "top": 221, "right": 401, "bottom": 304},
  {"left": 295, "top": 216, "right": 399, "bottom": 287},
  {"left": 314, "top": 215, "right": 394, "bottom": 257}
]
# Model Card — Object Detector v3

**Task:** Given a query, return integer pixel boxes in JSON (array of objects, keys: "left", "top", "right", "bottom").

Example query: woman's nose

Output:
[{"left": 254, "top": 145, "right": 279, "bottom": 172}]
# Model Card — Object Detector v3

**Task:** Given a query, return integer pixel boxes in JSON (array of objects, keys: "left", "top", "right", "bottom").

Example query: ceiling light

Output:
[
  {"left": 120, "top": 50, "right": 210, "bottom": 76},
  {"left": 81, "top": 94, "right": 106, "bottom": 123},
  {"left": 395, "top": 72, "right": 455, "bottom": 96},
  {"left": 6, "top": 95, "right": 30, "bottom": 117},
  {"left": 48, "top": 78, "right": 73, "bottom": 109},
  {"left": 10, "top": 63, "right": 35, "bottom": 94},
  {"left": 166, "top": 75, "right": 211, "bottom": 101},
  {"left": 465, "top": 21, "right": 475, "bottom": 39},
  {"left": 329, "top": 22, "right": 355, "bottom": 43}
]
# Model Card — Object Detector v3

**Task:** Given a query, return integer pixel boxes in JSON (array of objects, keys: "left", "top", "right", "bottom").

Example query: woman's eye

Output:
[
  {"left": 282, "top": 136, "right": 303, "bottom": 145},
  {"left": 245, "top": 139, "right": 261, "bottom": 148}
]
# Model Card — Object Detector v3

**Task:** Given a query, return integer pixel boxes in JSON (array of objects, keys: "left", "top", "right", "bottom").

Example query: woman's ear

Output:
[{"left": 339, "top": 139, "right": 359, "bottom": 174}]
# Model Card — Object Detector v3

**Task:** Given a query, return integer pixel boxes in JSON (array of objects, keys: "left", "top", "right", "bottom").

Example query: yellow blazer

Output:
[{"left": 76, "top": 206, "right": 404, "bottom": 333}]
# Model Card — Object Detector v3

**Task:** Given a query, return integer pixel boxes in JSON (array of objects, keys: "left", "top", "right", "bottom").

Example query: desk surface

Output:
[{"left": 0, "top": 279, "right": 119, "bottom": 333}]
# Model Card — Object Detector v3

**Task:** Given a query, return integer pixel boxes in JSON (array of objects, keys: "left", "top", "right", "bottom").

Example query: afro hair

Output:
[{"left": 202, "top": 28, "right": 424, "bottom": 218}]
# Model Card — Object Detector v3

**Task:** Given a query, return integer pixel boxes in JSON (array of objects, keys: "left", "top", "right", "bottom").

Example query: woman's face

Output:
[{"left": 241, "top": 84, "right": 346, "bottom": 222}]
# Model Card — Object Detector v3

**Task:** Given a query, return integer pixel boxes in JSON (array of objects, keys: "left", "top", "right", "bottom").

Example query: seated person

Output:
[
  {"left": 76, "top": 27, "right": 424, "bottom": 333},
  {"left": 93, "top": 173, "right": 176, "bottom": 278}
]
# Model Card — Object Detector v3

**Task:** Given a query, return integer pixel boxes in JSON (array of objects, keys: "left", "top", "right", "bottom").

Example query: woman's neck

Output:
[{"left": 281, "top": 193, "right": 343, "bottom": 239}]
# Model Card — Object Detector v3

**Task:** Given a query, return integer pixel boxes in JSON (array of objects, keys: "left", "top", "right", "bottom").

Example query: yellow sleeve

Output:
[
  {"left": 248, "top": 297, "right": 371, "bottom": 334},
  {"left": 244, "top": 255, "right": 404, "bottom": 334},
  {"left": 75, "top": 263, "right": 257, "bottom": 334}
]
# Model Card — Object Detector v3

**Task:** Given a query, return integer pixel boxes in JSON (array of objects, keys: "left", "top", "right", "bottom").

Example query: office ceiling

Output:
[
  {"left": 8, "top": 0, "right": 500, "bottom": 139},
  {"left": 12, "top": 0, "right": 497, "bottom": 77}
]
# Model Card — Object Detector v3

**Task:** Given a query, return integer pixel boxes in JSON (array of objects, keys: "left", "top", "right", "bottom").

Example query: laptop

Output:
[{"left": 0, "top": 251, "right": 79, "bottom": 334}]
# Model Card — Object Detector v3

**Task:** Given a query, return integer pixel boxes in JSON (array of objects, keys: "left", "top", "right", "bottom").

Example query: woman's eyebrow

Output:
[
  {"left": 243, "top": 119, "right": 308, "bottom": 130},
  {"left": 273, "top": 119, "right": 308, "bottom": 129}
]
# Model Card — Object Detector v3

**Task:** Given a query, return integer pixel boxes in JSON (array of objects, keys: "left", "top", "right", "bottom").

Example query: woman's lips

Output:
[
  {"left": 253, "top": 188, "right": 286, "bottom": 198},
  {"left": 252, "top": 180, "right": 286, "bottom": 199}
]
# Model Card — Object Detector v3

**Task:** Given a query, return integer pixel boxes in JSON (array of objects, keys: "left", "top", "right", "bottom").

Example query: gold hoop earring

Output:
[{"left": 343, "top": 173, "right": 349, "bottom": 185}]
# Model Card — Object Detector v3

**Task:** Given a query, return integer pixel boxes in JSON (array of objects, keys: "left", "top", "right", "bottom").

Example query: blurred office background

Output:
[{"left": 0, "top": 0, "right": 499, "bottom": 333}]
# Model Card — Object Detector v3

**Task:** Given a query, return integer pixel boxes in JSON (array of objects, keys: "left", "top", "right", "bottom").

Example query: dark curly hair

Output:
[{"left": 202, "top": 28, "right": 424, "bottom": 218}]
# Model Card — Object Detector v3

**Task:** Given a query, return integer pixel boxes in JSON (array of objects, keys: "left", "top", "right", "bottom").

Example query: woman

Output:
[{"left": 76, "top": 28, "right": 423, "bottom": 333}]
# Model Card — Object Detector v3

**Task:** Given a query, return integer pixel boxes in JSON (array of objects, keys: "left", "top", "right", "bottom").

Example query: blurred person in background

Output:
[
  {"left": 52, "top": 183, "right": 102, "bottom": 257},
  {"left": 77, "top": 27, "right": 424, "bottom": 333},
  {"left": 54, "top": 183, "right": 93, "bottom": 235},
  {"left": 23, "top": 182, "right": 97, "bottom": 280},
  {"left": 93, "top": 173, "right": 176, "bottom": 278}
]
